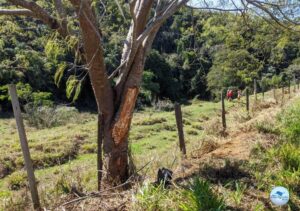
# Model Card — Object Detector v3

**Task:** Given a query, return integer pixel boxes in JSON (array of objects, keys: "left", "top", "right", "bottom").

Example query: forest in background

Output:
[{"left": 1, "top": 1, "right": 300, "bottom": 111}]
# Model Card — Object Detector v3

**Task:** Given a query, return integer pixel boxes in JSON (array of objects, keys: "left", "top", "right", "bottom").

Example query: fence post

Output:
[
  {"left": 282, "top": 86, "right": 284, "bottom": 104},
  {"left": 254, "top": 79, "right": 257, "bottom": 101},
  {"left": 9, "top": 84, "right": 40, "bottom": 210},
  {"left": 288, "top": 80, "right": 291, "bottom": 99},
  {"left": 221, "top": 89, "right": 226, "bottom": 131},
  {"left": 97, "top": 113, "right": 104, "bottom": 191},
  {"left": 294, "top": 75, "right": 297, "bottom": 93},
  {"left": 174, "top": 103, "right": 186, "bottom": 155},
  {"left": 246, "top": 87, "right": 249, "bottom": 112}
]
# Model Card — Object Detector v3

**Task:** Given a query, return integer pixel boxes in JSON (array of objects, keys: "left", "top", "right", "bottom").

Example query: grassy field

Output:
[{"left": 0, "top": 89, "right": 299, "bottom": 210}]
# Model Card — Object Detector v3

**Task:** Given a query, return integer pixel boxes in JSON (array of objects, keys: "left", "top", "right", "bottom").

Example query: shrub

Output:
[
  {"left": 154, "top": 100, "right": 174, "bottom": 111},
  {"left": 24, "top": 105, "right": 79, "bottom": 128},
  {"left": 7, "top": 171, "right": 27, "bottom": 190},
  {"left": 32, "top": 92, "right": 53, "bottom": 107}
]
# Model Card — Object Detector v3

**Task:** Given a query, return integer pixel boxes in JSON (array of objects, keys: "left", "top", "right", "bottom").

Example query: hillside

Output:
[{"left": 1, "top": 89, "right": 300, "bottom": 210}]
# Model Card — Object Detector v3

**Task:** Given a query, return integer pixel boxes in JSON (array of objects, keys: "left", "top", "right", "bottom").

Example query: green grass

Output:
[
  {"left": 0, "top": 100, "right": 223, "bottom": 208},
  {"left": 0, "top": 89, "right": 298, "bottom": 210}
]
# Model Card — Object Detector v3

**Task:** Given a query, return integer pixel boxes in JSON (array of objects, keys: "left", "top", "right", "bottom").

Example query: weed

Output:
[
  {"left": 228, "top": 182, "right": 247, "bottom": 206},
  {"left": 278, "top": 143, "right": 300, "bottom": 171},
  {"left": 132, "top": 182, "right": 179, "bottom": 210},
  {"left": 7, "top": 171, "right": 27, "bottom": 190},
  {"left": 180, "top": 178, "right": 226, "bottom": 211},
  {"left": 255, "top": 121, "right": 279, "bottom": 135}
]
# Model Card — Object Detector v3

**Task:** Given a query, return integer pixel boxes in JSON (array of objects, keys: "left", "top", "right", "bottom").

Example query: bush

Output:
[
  {"left": 24, "top": 105, "right": 79, "bottom": 128},
  {"left": 154, "top": 100, "right": 174, "bottom": 111},
  {"left": 32, "top": 92, "right": 53, "bottom": 107},
  {"left": 7, "top": 171, "right": 27, "bottom": 190},
  {"left": 0, "top": 82, "right": 53, "bottom": 111}
]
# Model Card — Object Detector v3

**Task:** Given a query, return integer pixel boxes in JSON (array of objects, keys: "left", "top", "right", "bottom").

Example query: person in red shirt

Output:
[{"left": 227, "top": 89, "right": 233, "bottom": 101}]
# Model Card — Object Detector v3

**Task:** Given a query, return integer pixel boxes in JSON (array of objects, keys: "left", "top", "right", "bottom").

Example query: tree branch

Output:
[
  {"left": 0, "top": 9, "right": 34, "bottom": 16},
  {"left": 7, "top": 0, "right": 69, "bottom": 37}
]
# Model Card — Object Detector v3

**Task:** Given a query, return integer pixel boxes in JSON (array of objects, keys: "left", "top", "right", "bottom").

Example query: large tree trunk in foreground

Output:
[{"left": 4, "top": 0, "right": 188, "bottom": 186}]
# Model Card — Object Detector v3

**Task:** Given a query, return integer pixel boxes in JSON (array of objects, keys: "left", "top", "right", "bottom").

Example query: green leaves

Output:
[
  {"left": 54, "top": 62, "right": 67, "bottom": 87},
  {"left": 66, "top": 75, "right": 82, "bottom": 102}
]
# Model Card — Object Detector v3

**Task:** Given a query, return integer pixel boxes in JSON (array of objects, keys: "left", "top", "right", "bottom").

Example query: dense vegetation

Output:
[{"left": 1, "top": 5, "right": 300, "bottom": 111}]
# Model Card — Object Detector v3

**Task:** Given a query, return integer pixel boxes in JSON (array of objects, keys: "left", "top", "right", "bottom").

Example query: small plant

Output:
[
  {"left": 7, "top": 171, "right": 27, "bottom": 190},
  {"left": 55, "top": 174, "right": 72, "bottom": 194},
  {"left": 180, "top": 178, "right": 226, "bottom": 211},
  {"left": 133, "top": 182, "right": 177, "bottom": 210},
  {"left": 278, "top": 143, "right": 300, "bottom": 171},
  {"left": 230, "top": 182, "right": 247, "bottom": 206}
]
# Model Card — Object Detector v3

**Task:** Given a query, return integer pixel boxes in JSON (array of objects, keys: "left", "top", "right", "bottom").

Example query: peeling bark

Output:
[{"left": 112, "top": 87, "right": 139, "bottom": 145}]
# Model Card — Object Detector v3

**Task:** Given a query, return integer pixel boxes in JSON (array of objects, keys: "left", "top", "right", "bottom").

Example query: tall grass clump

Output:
[
  {"left": 133, "top": 183, "right": 181, "bottom": 210},
  {"left": 180, "top": 178, "right": 225, "bottom": 211},
  {"left": 278, "top": 102, "right": 300, "bottom": 143},
  {"left": 24, "top": 105, "right": 79, "bottom": 128}
]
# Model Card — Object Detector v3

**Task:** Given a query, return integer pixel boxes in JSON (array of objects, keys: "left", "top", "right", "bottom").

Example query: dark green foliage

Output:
[{"left": 1, "top": 6, "right": 300, "bottom": 108}]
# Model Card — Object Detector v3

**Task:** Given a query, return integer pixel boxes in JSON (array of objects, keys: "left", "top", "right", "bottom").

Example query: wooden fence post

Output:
[
  {"left": 288, "top": 80, "right": 291, "bottom": 99},
  {"left": 246, "top": 87, "right": 249, "bottom": 112},
  {"left": 221, "top": 89, "right": 226, "bottom": 131},
  {"left": 273, "top": 87, "right": 276, "bottom": 102},
  {"left": 294, "top": 75, "right": 296, "bottom": 93},
  {"left": 9, "top": 84, "right": 40, "bottom": 210},
  {"left": 281, "top": 86, "right": 285, "bottom": 104},
  {"left": 174, "top": 103, "right": 186, "bottom": 155},
  {"left": 97, "top": 113, "right": 104, "bottom": 191},
  {"left": 254, "top": 79, "right": 257, "bottom": 101}
]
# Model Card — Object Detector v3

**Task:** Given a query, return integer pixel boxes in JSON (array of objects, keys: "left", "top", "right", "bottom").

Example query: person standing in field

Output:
[{"left": 227, "top": 89, "right": 233, "bottom": 101}]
